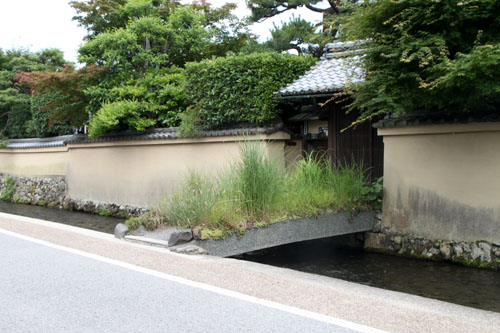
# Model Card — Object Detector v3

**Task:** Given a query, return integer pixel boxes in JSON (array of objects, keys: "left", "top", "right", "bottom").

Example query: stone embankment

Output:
[
  {"left": 1, "top": 174, "right": 65, "bottom": 207},
  {"left": 0, "top": 174, "right": 146, "bottom": 217},
  {"left": 365, "top": 213, "right": 500, "bottom": 269}
]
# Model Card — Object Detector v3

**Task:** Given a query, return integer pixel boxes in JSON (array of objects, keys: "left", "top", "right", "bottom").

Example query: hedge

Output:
[
  {"left": 184, "top": 53, "right": 316, "bottom": 126},
  {"left": 27, "top": 91, "right": 74, "bottom": 138}
]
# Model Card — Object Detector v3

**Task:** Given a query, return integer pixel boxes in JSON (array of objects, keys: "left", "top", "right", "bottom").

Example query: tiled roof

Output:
[
  {"left": 2, "top": 124, "right": 285, "bottom": 149},
  {"left": 5, "top": 135, "right": 74, "bottom": 149},
  {"left": 373, "top": 113, "right": 500, "bottom": 129},
  {"left": 275, "top": 41, "right": 366, "bottom": 98}
]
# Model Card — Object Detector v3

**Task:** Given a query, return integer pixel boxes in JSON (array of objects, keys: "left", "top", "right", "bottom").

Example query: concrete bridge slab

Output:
[{"left": 192, "top": 211, "right": 374, "bottom": 257}]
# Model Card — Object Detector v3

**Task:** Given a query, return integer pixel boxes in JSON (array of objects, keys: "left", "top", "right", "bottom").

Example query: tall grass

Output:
[
  {"left": 287, "top": 154, "right": 368, "bottom": 215},
  {"left": 229, "top": 140, "right": 286, "bottom": 218},
  {"left": 132, "top": 142, "right": 372, "bottom": 234}
]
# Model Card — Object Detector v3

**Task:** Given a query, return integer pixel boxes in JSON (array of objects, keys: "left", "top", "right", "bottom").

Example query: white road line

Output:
[{"left": 0, "top": 227, "right": 385, "bottom": 333}]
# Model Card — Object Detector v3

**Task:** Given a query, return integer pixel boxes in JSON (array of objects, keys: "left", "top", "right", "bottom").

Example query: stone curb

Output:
[{"left": 124, "top": 235, "right": 170, "bottom": 248}]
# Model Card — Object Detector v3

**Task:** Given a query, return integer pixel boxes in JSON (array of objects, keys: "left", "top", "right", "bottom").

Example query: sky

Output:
[{"left": 0, "top": 0, "right": 327, "bottom": 64}]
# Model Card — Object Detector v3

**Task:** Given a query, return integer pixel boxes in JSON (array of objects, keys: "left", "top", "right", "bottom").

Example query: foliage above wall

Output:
[
  {"left": 18, "top": 64, "right": 108, "bottom": 130},
  {"left": 184, "top": 53, "right": 317, "bottom": 127},
  {"left": 26, "top": 91, "right": 74, "bottom": 138},
  {"left": 0, "top": 48, "right": 67, "bottom": 138},
  {"left": 343, "top": 0, "right": 500, "bottom": 123}
]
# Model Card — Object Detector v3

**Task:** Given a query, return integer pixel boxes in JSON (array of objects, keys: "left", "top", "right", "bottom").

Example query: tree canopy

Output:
[
  {"left": 78, "top": 3, "right": 242, "bottom": 136},
  {"left": 247, "top": 0, "right": 335, "bottom": 21},
  {"left": 18, "top": 0, "right": 254, "bottom": 138},
  {"left": 247, "top": 0, "right": 356, "bottom": 40},
  {"left": 264, "top": 15, "right": 318, "bottom": 54},
  {"left": 343, "top": 0, "right": 500, "bottom": 123},
  {"left": 9, "top": 0, "right": 326, "bottom": 139},
  {"left": 0, "top": 49, "right": 67, "bottom": 138}
]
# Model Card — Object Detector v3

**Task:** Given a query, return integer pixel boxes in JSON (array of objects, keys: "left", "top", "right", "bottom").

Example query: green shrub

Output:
[
  {"left": 177, "top": 106, "right": 200, "bottom": 138},
  {"left": 184, "top": 53, "right": 317, "bottom": 126},
  {"left": 88, "top": 67, "right": 187, "bottom": 137},
  {"left": 27, "top": 91, "right": 74, "bottom": 138},
  {"left": 0, "top": 177, "right": 16, "bottom": 201},
  {"left": 125, "top": 216, "right": 142, "bottom": 230},
  {"left": 98, "top": 208, "right": 113, "bottom": 217},
  {"left": 88, "top": 100, "right": 156, "bottom": 137}
]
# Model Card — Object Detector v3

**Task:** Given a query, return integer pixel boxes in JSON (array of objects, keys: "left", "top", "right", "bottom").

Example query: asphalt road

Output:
[
  {"left": 1, "top": 213, "right": 499, "bottom": 332},
  {"left": 0, "top": 233, "right": 358, "bottom": 332}
]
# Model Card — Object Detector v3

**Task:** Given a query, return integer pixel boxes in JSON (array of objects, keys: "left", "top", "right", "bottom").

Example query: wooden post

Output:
[{"left": 328, "top": 103, "right": 337, "bottom": 166}]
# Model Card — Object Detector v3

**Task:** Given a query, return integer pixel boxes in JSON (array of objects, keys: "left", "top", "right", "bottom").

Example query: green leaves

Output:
[
  {"left": 344, "top": 0, "right": 500, "bottom": 121},
  {"left": 87, "top": 66, "right": 187, "bottom": 136},
  {"left": 185, "top": 53, "right": 317, "bottom": 126},
  {"left": 0, "top": 48, "right": 67, "bottom": 138},
  {"left": 88, "top": 100, "right": 156, "bottom": 137}
]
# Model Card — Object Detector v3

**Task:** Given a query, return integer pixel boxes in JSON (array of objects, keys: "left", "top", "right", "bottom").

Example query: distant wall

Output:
[
  {"left": 378, "top": 122, "right": 500, "bottom": 243},
  {"left": 0, "top": 147, "right": 67, "bottom": 176},
  {"left": 0, "top": 131, "right": 291, "bottom": 208}
]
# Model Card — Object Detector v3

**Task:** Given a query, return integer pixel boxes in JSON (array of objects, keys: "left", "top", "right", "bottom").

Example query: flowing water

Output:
[
  {"left": 236, "top": 239, "right": 500, "bottom": 313},
  {"left": 1, "top": 201, "right": 499, "bottom": 313},
  {"left": 0, "top": 201, "right": 123, "bottom": 234}
]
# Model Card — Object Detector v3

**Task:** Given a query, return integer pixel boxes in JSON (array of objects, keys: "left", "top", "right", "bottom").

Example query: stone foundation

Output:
[
  {"left": 365, "top": 213, "right": 500, "bottom": 269},
  {"left": 0, "top": 174, "right": 146, "bottom": 218},
  {"left": 62, "top": 199, "right": 147, "bottom": 217},
  {"left": 0, "top": 174, "right": 65, "bottom": 207}
]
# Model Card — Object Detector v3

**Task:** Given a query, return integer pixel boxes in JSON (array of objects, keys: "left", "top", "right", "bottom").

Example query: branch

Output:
[
  {"left": 327, "top": 0, "right": 348, "bottom": 14},
  {"left": 305, "top": 3, "right": 329, "bottom": 13}
]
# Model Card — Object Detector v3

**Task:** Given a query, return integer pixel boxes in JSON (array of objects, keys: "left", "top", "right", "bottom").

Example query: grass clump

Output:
[
  {"left": 134, "top": 142, "right": 377, "bottom": 238},
  {"left": 224, "top": 141, "right": 286, "bottom": 219},
  {"left": 0, "top": 177, "right": 16, "bottom": 201},
  {"left": 98, "top": 208, "right": 113, "bottom": 217}
]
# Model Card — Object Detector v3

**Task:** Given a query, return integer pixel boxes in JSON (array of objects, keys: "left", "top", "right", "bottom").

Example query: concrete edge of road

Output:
[
  {"left": 1, "top": 211, "right": 499, "bottom": 331},
  {"left": 0, "top": 212, "right": 205, "bottom": 260}
]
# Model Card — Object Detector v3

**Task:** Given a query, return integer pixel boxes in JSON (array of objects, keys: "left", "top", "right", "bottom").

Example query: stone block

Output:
[
  {"left": 131, "top": 225, "right": 147, "bottom": 236},
  {"left": 114, "top": 223, "right": 129, "bottom": 239},
  {"left": 192, "top": 228, "right": 202, "bottom": 240},
  {"left": 440, "top": 244, "right": 452, "bottom": 259},
  {"left": 168, "top": 229, "right": 193, "bottom": 247},
  {"left": 365, "top": 233, "right": 389, "bottom": 250},
  {"left": 170, "top": 244, "right": 208, "bottom": 255}
]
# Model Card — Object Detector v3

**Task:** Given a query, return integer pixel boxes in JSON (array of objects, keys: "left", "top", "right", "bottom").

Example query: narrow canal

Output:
[
  {"left": 1, "top": 202, "right": 499, "bottom": 313},
  {"left": 0, "top": 201, "right": 123, "bottom": 234}
]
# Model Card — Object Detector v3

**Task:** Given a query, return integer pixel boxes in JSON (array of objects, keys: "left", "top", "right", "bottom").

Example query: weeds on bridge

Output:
[{"left": 129, "top": 142, "right": 376, "bottom": 238}]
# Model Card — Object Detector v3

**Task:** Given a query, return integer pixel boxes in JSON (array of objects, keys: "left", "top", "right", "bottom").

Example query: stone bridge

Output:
[{"left": 123, "top": 211, "right": 374, "bottom": 257}]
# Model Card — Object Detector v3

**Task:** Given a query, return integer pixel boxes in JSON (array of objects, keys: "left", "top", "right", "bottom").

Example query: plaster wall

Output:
[
  {"left": 284, "top": 139, "right": 303, "bottom": 170},
  {"left": 307, "top": 120, "right": 328, "bottom": 134},
  {"left": 379, "top": 122, "right": 500, "bottom": 243},
  {"left": 0, "top": 147, "right": 68, "bottom": 176},
  {"left": 0, "top": 132, "right": 290, "bottom": 207},
  {"left": 65, "top": 133, "right": 289, "bottom": 207}
]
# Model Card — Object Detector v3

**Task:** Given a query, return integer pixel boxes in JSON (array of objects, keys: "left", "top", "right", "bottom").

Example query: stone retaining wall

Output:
[
  {"left": 0, "top": 174, "right": 146, "bottom": 217},
  {"left": 365, "top": 213, "right": 500, "bottom": 269},
  {"left": 0, "top": 173, "right": 65, "bottom": 207}
]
